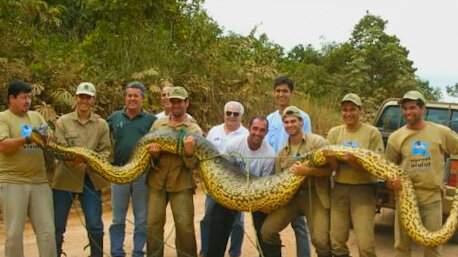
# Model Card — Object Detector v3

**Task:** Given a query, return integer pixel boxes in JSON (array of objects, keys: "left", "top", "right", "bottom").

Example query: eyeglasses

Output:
[{"left": 225, "top": 111, "right": 240, "bottom": 117}]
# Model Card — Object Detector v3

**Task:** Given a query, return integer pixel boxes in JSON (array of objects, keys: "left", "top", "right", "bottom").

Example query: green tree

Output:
[{"left": 446, "top": 83, "right": 458, "bottom": 98}]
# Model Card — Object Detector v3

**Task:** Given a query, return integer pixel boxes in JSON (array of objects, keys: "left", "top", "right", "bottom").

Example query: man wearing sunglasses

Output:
[
  {"left": 266, "top": 77, "right": 312, "bottom": 257},
  {"left": 200, "top": 101, "right": 248, "bottom": 257}
]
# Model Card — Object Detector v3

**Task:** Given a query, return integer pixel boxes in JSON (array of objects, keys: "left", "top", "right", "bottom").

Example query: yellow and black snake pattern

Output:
[{"left": 31, "top": 129, "right": 458, "bottom": 247}]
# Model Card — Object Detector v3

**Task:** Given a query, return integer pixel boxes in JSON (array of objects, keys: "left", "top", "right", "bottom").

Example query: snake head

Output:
[{"left": 30, "top": 125, "right": 50, "bottom": 148}]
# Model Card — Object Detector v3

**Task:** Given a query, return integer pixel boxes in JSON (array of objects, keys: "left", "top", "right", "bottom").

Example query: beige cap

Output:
[
  {"left": 282, "top": 106, "right": 302, "bottom": 119},
  {"left": 341, "top": 93, "right": 362, "bottom": 106},
  {"left": 399, "top": 90, "right": 426, "bottom": 104},
  {"left": 76, "top": 82, "right": 96, "bottom": 96},
  {"left": 169, "top": 86, "right": 188, "bottom": 100}
]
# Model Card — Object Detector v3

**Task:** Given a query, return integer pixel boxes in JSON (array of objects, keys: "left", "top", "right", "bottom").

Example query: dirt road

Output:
[{"left": 1, "top": 188, "right": 458, "bottom": 256}]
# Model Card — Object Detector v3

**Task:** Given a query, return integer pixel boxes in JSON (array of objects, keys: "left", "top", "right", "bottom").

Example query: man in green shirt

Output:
[
  {"left": 261, "top": 106, "right": 333, "bottom": 257},
  {"left": 327, "top": 93, "right": 384, "bottom": 257},
  {"left": 386, "top": 91, "right": 458, "bottom": 257},
  {"left": 0, "top": 80, "right": 56, "bottom": 257},
  {"left": 108, "top": 81, "right": 157, "bottom": 257},
  {"left": 147, "top": 86, "right": 203, "bottom": 257},
  {"left": 52, "top": 82, "right": 111, "bottom": 257}
]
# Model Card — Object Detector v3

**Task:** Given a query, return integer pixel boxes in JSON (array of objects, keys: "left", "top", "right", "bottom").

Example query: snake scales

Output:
[{"left": 31, "top": 129, "right": 458, "bottom": 247}]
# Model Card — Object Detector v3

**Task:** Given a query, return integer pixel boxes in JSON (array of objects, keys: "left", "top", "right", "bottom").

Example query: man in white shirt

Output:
[
  {"left": 207, "top": 116, "right": 277, "bottom": 257},
  {"left": 156, "top": 84, "right": 172, "bottom": 119},
  {"left": 200, "top": 101, "right": 248, "bottom": 257}
]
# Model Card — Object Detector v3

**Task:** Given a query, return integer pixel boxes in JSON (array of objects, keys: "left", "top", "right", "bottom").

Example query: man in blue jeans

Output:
[
  {"left": 52, "top": 82, "right": 111, "bottom": 257},
  {"left": 266, "top": 77, "right": 312, "bottom": 257},
  {"left": 200, "top": 101, "right": 248, "bottom": 257},
  {"left": 108, "top": 81, "right": 156, "bottom": 257}
]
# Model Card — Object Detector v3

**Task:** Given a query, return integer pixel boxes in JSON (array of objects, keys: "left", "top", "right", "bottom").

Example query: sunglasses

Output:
[{"left": 225, "top": 111, "right": 240, "bottom": 117}]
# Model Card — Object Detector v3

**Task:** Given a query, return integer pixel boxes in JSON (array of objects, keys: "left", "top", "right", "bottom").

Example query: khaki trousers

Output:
[
  {"left": 0, "top": 182, "right": 56, "bottom": 257},
  {"left": 261, "top": 187, "right": 331, "bottom": 256},
  {"left": 394, "top": 200, "right": 442, "bottom": 257},
  {"left": 146, "top": 188, "right": 196, "bottom": 257},
  {"left": 330, "top": 183, "right": 377, "bottom": 257}
]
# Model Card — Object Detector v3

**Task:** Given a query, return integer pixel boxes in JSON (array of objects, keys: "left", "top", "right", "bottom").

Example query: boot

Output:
[{"left": 88, "top": 232, "right": 104, "bottom": 257}]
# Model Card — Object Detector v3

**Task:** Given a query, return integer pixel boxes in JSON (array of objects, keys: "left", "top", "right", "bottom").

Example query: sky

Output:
[{"left": 203, "top": 0, "right": 458, "bottom": 100}]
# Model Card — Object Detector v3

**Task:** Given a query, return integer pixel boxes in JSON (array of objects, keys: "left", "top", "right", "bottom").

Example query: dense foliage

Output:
[{"left": 0, "top": 1, "right": 441, "bottom": 131}]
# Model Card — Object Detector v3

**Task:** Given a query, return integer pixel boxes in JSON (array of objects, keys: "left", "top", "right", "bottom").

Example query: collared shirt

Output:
[
  {"left": 148, "top": 116, "right": 203, "bottom": 192},
  {"left": 267, "top": 109, "right": 312, "bottom": 153},
  {"left": 276, "top": 133, "right": 330, "bottom": 208},
  {"left": 52, "top": 111, "right": 112, "bottom": 193},
  {"left": 156, "top": 111, "right": 166, "bottom": 119},
  {"left": 386, "top": 122, "right": 458, "bottom": 205},
  {"left": 206, "top": 123, "right": 248, "bottom": 153},
  {"left": 0, "top": 110, "right": 48, "bottom": 184},
  {"left": 224, "top": 134, "right": 275, "bottom": 177},
  {"left": 327, "top": 123, "right": 384, "bottom": 184},
  {"left": 107, "top": 109, "right": 157, "bottom": 165}
]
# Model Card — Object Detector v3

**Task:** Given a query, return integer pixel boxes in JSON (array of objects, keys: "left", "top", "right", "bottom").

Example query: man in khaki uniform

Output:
[
  {"left": 52, "top": 82, "right": 111, "bottom": 257},
  {"left": 147, "top": 86, "right": 203, "bottom": 257},
  {"left": 327, "top": 93, "right": 384, "bottom": 257},
  {"left": 261, "top": 106, "right": 333, "bottom": 257},
  {"left": 0, "top": 80, "right": 56, "bottom": 257},
  {"left": 386, "top": 91, "right": 458, "bottom": 257}
]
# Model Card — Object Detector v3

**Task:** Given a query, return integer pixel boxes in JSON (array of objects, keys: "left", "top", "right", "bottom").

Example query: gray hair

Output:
[
  {"left": 224, "top": 101, "right": 245, "bottom": 116},
  {"left": 126, "top": 81, "right": 146, "bottom": 98}
]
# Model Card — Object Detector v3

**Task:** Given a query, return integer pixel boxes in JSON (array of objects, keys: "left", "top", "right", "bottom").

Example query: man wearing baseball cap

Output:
[
  {"left": 386, "top": 90, "right": 458, "bottom": 257},
  {"left": 326, "top": 93, "right": 384, "bottom": 257},
  {"left": 52, "top": 82, "right": 111, "bottom": 256},
  {"left": 147, "top": 86, "right": 203, "bottom": 257},
  {"left": 261, "top": 106, "right": 334, "bottom": 257}
]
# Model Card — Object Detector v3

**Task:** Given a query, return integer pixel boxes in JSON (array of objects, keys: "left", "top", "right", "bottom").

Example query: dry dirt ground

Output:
[{"left": 1, "top": 188, "right": 458, "bottom": 257}]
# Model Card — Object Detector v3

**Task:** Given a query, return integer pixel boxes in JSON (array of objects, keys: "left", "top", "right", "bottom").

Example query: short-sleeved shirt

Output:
[
  {"left": 224, "top": 134, "right": 275, "bottom": 177},
  {"left": 107, "top": 109, "right": 156, "bottom": 165},
  {"left": 0, "top": 110, "right": 48, "bottom": 183},
  {"left": 276, "top": 133, "right": 330, "bottom": 208},
  {"left": 267, "top": 109, "right": 312, "bottom": 153},
  {"left": 206, "top": 123, "right": 248, "bottom": 153},
  {"left": 327, "top": 123, "right": 384, "bottom": 184},
  {"left": 386, "top": 122, "right": 458, "bottom": 205},
  {"left": 148, "top": 116, "right": 203, "bottom": 192},
  {"left": 52, "top": 111, "right": 112, "bottom": 193}
]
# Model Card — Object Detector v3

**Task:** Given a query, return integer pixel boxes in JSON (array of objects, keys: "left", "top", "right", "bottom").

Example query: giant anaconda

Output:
[{"left": 31, "top": 129, "right": 458, "bottom": 247}]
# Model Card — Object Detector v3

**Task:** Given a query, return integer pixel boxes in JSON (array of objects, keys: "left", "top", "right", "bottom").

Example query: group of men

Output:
[{"left": 0, "top": 76, "right": 457, "bottom": 257}]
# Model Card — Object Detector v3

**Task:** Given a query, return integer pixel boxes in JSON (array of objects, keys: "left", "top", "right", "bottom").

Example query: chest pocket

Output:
[{"left": 64, "top": 131, "right": 79, "bottom": 147}]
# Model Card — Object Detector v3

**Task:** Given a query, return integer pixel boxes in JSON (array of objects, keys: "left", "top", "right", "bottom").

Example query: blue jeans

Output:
[
  {"left": 200, "top": 195, "right": 244, "bottom": 257},
  {"left": 291, "top": 215, "right": 311, "bottom": 257},
  {"left": 109, "top": 172, "right": 148, "bottom": 257},
  {"left": 53, "top": 175, "right": 103, "bottom": 254}
]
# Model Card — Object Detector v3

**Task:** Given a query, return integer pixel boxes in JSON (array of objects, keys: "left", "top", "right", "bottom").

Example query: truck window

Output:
[
  {"left": 450, "top": 110, "right": 458, "bottom": 133},
  {"left": 426, "top": 108, "right": 449, "bottom": 126},
  {"left": 376, "top": 105, "right": 402, "bottom": 131}
]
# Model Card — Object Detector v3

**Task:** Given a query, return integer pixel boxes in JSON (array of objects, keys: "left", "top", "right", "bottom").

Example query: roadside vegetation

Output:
[{"left": 0, "top": 1, "right": 442, "bottom": 133}]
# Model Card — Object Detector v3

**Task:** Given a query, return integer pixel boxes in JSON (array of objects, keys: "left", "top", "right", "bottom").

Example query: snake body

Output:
[{"left": 31, "top": 129, "right": 458, "bottom": 247}]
